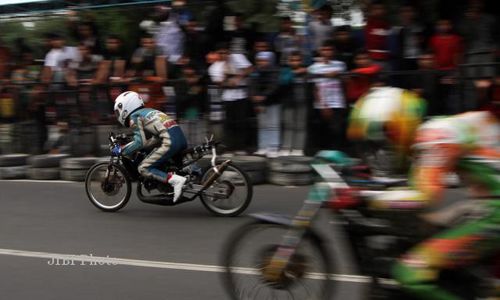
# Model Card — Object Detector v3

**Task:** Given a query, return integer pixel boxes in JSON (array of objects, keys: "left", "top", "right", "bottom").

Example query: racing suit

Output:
[
  {"left": 122, "top": 108, "right": 187, "bottom": 182},
  {"left": 370, "top": 111, "right": 500, "bottom": 300}
]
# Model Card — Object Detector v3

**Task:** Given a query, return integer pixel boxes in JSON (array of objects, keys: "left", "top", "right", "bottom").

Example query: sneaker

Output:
[
  {"left": 168, "top": 173, "right": 187, "bottom": 203},
  {"left": 278, "top": 149, "right": 291, "bottom": 156},
  {"left": 290, "top": 149, "right": 304, "bottom": 156},
  {"left": 266, "top": 150, "right": 279, "bottom": 158},
  {"left": 254, "top": 149, "right": 268, "bottom": 156}
]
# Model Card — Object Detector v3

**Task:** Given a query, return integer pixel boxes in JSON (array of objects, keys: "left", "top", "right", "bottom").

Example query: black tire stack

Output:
[
  {"left": 27, "top": 154, "right": 70, "bottom": 180},
  {"left": 60, "top": 157, "right": 98, "bottom": 181},
  {"left": 198, "top": 155, "right": 268, "bottom": 185},
  {"left": 0, "top": 154, "right": 30, "bottom": 179},
  {"left": 228, "top": 155, "right": 268, "bottom": 185},
  {"left": 268, "top": 156, "right": 315, "bottom": 186},
  {"left": 0, "top": 124, "right": 14, "bottom": 154}
]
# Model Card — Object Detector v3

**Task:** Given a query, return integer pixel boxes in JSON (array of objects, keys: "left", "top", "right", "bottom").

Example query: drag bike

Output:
[
  {"left": 85, "top": 133, "right": 252, "bottom": 216},
  {"left": 221, "top": 151, "right": 500, "bottom": 299}
]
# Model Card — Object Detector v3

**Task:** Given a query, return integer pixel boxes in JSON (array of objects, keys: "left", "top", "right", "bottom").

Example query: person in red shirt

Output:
[
  {"left": 429, "top": 19, "right": 462, "bottom": 71},
  {"left": 345, "top": 50, "right": 382, "bottom": 104},
  {"left": 364, "top": 2, "right": 390, "bottom": 69},
  {"left": 429, "top": 19, "right": 463, "bottom": 114}
]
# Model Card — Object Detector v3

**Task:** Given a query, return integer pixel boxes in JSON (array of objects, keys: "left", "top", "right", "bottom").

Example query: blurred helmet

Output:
[
  {"left": 348, "top": 87, "right": 426, "bottom": 153},
  {"left": 114, "top": 91, "right": 144, "bottom": 127}
]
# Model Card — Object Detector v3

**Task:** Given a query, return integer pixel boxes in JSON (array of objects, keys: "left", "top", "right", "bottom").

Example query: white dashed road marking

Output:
[{"left": 0, "top": 248, "right": 380, "bottom": 283}]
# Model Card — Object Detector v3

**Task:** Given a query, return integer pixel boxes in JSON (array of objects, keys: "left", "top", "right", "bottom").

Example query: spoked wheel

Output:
[
  {"left": 200, "top": 162, "right": 253, "bottom": 217},
  {"left": 222, "top": 221, "right": 334, "bottom": 300},
  {"left": 85, "top": 162, "right": 131, "bottom": 212}
]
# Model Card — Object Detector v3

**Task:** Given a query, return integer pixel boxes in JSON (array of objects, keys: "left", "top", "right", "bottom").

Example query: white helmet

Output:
[{"left": 114, "top": 91, "right": 144, "bottom": 126}]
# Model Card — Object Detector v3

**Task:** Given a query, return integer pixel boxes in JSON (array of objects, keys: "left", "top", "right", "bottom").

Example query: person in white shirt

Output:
[
  {"left": 42, "top": 34, "right": 78, "bottom": 85},
  {"left": 308, "top": 40, "right": 348, "bottom": 152},
  {"left": 208, "top": 42, "right": 253, "bottom": 153}
]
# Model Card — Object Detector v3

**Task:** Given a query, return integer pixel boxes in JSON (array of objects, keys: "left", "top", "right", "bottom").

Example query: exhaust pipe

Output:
[{"left": 202, "top": 159, "right": 231, "bottom": 189}]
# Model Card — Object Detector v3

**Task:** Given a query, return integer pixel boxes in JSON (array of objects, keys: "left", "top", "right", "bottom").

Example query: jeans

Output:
[
  {"left": 282, "top": 103, "right": 307, "bottom": 151},
  {"left": 257, "top": 104, "right": 281, "bottom": 151}
]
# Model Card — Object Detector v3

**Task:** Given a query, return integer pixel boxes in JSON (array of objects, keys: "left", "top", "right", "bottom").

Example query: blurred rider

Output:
[
  {"left": 113, "top": 91, "right": 187, "bottom": 202},
  {"left": 347, "top": 86, "right": 500, "bottom": 300}
]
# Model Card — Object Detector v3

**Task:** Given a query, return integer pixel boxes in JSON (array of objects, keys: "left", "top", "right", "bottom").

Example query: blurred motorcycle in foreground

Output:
[{"left": 221, "top": 151, "right": 500, "bottom": 299}]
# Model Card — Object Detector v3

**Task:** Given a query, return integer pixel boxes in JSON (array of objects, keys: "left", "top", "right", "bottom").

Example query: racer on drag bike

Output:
[
  {"left": 113, "top": 91, "right": 187, "bottom": 202},
  {"left": 347, "top": 86, "right": 500, "bottom": 300}
]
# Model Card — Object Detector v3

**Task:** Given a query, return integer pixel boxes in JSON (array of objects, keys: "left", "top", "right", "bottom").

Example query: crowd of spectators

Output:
[{"left": 0, "top": 0, "right": 499, "bottom": 156}]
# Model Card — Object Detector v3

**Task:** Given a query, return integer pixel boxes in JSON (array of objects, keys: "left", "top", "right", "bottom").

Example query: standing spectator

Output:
[
  {"left": 129, "top": 34, "right": 168, "bottom": 110},
  {"left": 40, "top": 33, "right": 78, "bottom": 85},
  {"left": 411, "top": 52, "right": 441, "bottom": 115},
  {"left": 130, "top": 34, "right": 167, "bottom": 82},
  {"left": 208, "top": 42, "right": 253, "bottom": 154},
  {"left": 459, "top": 3, "right": 498, "bottom": 79},
  {"left": 307, "top": 4, "right": 334, "bottom": 54},
  {"left": 429, "top": 19, "right": 462, "bottom": 71},
  {"left": 176, "top": 63, "right": 207, "bottom": 146},
  {"left": 10, "top": 48, "right": 40, "bottom": 122},
  {"left": 429, "top": 19, "right": 462, "bottom": 114},
  {"left": 98, "top": 35, "right": 127, "bottom": 83},
  {"left": 279, "top": 51, "right": 308, "bottom": 156},
  {"left": 66, "top": 11, "right": 102, "bottom": 54},
  {"left": 171, "top": 0, "right": 193, "bottom": 28},
  {"left": 274, "top": 16, "right": 302, "bottom": 66},
  {"left": 94, "top": 35, "right": 127, "bottom": 121},
  {"left": 345, "top": 50, "right": 382, "bottom": 104},
  {"left": 250, "top": 51, "right": 281, "bottom": 157},
  {"left": 70, "top": 44, "right": 103, "bottom": 123},
  {"left": 251, "top": 39, "right": 276, "bottom": 65},
  {"left": 41, "top": 33, "right": 79, "bottom": 122},
  {"left": 225, "top": 13, "right": 255, "bottom": 55},
  {"left": 308, "top": 40, "right": 347, "bottom": 151},
  {"left": 364, "top": 2, "right": 390, "bottom": 70},
  {"left": 392, "top": 4, "right": 426, "bottom": 72},
  {"left": 333, "top": 25, "right": 358, "bottom": 70},
  {"left": 204, "top": 0, "right": 227, "bottom": 51},
  {"left": 183, "top": 19, "right": 209, "bottom": 69},
  {"left": 153, "top": 5, "right": 185, "bottom": 63},
  {"left": 459, "top": 2, "right": 498, "bottom": 111},
  {"left": 73, "top": 44, "right": 102, "bottom": 83}
]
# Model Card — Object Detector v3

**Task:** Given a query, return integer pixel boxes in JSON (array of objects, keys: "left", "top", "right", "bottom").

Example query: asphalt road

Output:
[{"left": 0, "top": 180, "right": 465, "bottom": 300}]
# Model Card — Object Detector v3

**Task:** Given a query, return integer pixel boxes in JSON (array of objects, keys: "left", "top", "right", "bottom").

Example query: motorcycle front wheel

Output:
[
  {"left": 221, "top": 221, "right": 334, "bottom": 300},
  {"left": 85, "top": 162, "right": 131, "bottom": 212}
]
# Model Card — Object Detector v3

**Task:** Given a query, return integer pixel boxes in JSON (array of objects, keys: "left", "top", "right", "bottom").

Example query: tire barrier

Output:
[
  {"left": 0, "top": 153, "right": 327, "bottom": 186},
  {"left": 0, "top": 165, "right": 28, "bottom": 179},
  {"left": 0, "top": 154, "right": 30, "bottom": 167},
  {"left": 26, "top": 154, "right": 69, "bottom": 180},
  {"left": 268, "top": 156, "right": 315, "bottom": 186},
  {"left": 27, "top": 167, "right": 60, "bottom": 180},
  {"left": 198, "top": 155, "right": 268, "bottom": 185},
  {"left": 60, "top": 157, "right": 99, "bottom": 182},
  {"left": 0, "top": 154, "right": 30, "bottom": 179},
  {"left": 27, "top": 154, "right": 70, "bottom": 168},
  {"left": 0, "top": 124, "right": 14, "bottom": 154}
]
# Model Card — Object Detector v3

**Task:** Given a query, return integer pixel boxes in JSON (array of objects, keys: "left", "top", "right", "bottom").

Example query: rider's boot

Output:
[{"left": 168, "top": 173, "right": 187, "bottom": 203}]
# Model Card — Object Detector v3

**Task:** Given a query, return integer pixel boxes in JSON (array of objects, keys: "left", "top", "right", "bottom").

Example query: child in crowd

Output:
[
  {"left": 250, "top": 51, "right": 281, "bottom": 157},
  {"left": 345, "top": 50, "right": 382, "bottom": 104},
  {"left": 279, "top": 51, "right": 308, "bottom": 156},
  {"left": 177, "top": 64, "right": 207, "bottom": 146},
  {"left": 308, "top": 40, "right": 347, "bottom": 151}
]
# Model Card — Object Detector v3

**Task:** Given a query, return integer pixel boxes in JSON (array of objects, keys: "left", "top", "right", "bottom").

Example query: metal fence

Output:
[{"left": 0, "top": 63, "right": 498, "bottom": 156}]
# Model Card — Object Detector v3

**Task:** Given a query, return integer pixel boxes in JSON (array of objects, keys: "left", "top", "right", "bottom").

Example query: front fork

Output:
[{"left": 262, "top": 183, "right": 331, "bottom": 282}]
